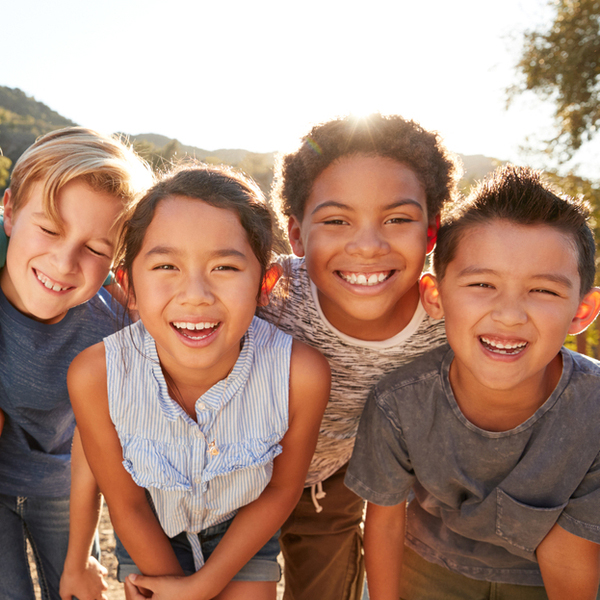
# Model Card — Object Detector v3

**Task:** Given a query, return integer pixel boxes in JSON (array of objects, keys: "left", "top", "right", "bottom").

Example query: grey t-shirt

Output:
[
  {"left": 346, "top": 344, "right": 600, "bottom": 586},
  {"left": 259, "top": 255, "right": 446, "bottom": 485}
]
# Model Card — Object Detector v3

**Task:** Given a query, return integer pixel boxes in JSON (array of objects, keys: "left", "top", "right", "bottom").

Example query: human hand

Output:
[
  {"left": 125, "top": 573, "right": 209, "bottom": 600},
  {"left": 59, "top": 556, "right": 108, "bottom": 600}
]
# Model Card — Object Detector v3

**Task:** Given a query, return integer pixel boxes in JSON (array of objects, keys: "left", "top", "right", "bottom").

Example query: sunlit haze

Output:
[{"left": 3, "top": 0, "right": 598, "bottom": 177}]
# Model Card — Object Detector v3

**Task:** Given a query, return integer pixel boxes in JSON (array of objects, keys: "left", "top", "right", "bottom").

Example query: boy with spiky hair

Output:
[
  {"left": 347, "top": 165, "right": 600, "bottom": 599},
  {"left": 259, "top": 113, "right": 461, "bottom": 599},
  {"left": 0, "top": 127, "right": 152, "bottom": 600}
]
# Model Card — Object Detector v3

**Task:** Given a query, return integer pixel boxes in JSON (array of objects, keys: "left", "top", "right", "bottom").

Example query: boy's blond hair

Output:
[{"left": 8, "top": 127, "right": 154, "bottom": 231}]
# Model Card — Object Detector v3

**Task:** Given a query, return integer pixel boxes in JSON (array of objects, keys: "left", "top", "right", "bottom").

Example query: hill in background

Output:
[{"left": 0, "top": 85, "right": 501, "bottom": 195}]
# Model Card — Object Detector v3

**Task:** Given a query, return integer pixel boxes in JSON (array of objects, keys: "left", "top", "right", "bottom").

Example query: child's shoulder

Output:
[{"left": 374, "top": 343, "right": 450, "bottom": 399}]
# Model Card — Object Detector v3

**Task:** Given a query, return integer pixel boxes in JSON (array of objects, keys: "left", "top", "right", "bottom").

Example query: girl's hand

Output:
[
  {"left": 59, "top": 556, "right": 108, "bottom": 600},
  {"left": 125, "top": 574, "right": 204, "bottom": 600}
]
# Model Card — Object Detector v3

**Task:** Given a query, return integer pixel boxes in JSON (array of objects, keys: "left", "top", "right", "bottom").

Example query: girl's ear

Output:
[
  {"left": 258, "top": 264, "right": 283, "bottom": 307},
  {"left": 3, "top": 189, "right": 14, "bottom": 237},
  {"left": 119, "top": 271, "right": 138, "bottom": 311},
  {"left": 426, "top": 214, "right": 441, "bottom": 255},
  {"left": 287, "top": 216, "right": 305, "bottom": 257},
  {"left": 420, "top": 272, "right": 444, "bottom": 319},
  {"left": 568, "top": 287, "right": 600, "bottom": 335}
]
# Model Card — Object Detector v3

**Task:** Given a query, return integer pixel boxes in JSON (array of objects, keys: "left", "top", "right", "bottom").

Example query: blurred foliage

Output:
[
  {"left": 0, "top": 155, "right": 11, "bottom": 190},
  {"left": 512, "top": 0, "right": 600, "bottom": 160}
]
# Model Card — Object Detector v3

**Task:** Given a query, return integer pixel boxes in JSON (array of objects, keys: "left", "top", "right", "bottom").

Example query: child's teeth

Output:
[
  {"left": 357, "top": 274, "right": 367, "bottom": 284},
  {"left": 340, "top": 271, "right": 391, "bottom": 286},
  {"left": 173, "top": 322, "right": 217, "bottom": 331},
  {"left": 37, "top": 272, "right": 67, "bottom": 291},
  {"left": 367, "top": 274, "right": 378, "bottom": 285}
]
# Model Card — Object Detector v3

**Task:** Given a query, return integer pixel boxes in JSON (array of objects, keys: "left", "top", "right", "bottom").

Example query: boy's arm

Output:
[
  {"left": 364, "top": 501, "right": 406, "bottom": 600},
  {"left": 126, "top": 340, "right": 331, "bottom": 600},
  {"left": 68, "top": 344, "right": 184, "bottom": 579},
  {"left": 537, "top": 522, "right": 600, "bottom": 599},
  {"left": 60, "top": 428, "right": 108, "bottom": 600}
]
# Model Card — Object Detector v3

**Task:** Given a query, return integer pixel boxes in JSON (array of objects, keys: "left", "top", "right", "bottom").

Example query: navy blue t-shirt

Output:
[{"left": 0, "top": 285, "right": 124, "bottom": 497}]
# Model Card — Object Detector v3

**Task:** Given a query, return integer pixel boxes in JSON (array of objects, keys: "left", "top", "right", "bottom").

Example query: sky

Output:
[{"left": 3, "top": 0, "right": 598, "bottom": 178}]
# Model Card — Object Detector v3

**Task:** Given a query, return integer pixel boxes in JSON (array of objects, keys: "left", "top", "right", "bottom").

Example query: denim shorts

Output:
[{"left": 116, "top": 517, "right": 281, "bottom": 583}]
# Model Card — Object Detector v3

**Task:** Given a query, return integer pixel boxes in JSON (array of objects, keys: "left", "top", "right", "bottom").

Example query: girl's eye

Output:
[
  {"left": 532, "top": 288, "right": 559, "bottom": 296},
  {"left": 323, "top": 219, "right": 347, "bottom": 226},
  {"left": 153, "top": 264, "right": 176, "bottom": 271},
  {"left": 214, "top": 265, "right": 239, "bottom": 272},
  {"left": 385, "top": 217, "right": 412, "bottom": 224}
]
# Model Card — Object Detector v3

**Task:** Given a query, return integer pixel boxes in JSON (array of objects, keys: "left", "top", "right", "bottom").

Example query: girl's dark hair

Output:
[
  {"left": 272, "top": 113, "right": 462, "bottom": 226},
  {"left": 116, "top": 162, "right": 273, "bottom": 301},
  {"left": 433, "top": 164, "right": 596, "bottom": 296}
]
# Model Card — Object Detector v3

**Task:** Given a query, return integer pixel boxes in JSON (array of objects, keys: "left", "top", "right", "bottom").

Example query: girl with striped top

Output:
[{"left": 68, "top": 164, "right": 330, "bottom": 600}]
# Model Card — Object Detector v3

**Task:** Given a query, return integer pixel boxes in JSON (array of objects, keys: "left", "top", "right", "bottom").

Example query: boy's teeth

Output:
[
  {"left": 37, "top": 272, "right": 68, "bottom": 291},
  {"left": 340, "top": 271, "right": 390, "bottom": 286},
  {"left": 173, "top": 322, "right": 218, "bottom": 331},
  {"left": 480, "top": 336, "right": 527, "bottom": 355}
]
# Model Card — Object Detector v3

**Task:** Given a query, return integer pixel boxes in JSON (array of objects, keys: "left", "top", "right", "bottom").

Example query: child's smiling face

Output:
[
  {"left": 129, "top": 196, "right": 265, "bottom": 387},
  {"left": 288, "top": 154, "right": 436, "bottom": 341},
  {"left": 1, "top": 179, "right": 120, "bottom": 324},
  {"left": 422, "top": 220, "right": 600, "bottom": 407}
]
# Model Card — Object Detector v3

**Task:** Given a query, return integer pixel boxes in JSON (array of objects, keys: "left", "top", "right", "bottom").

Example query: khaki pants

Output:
[
  {"left": 399, "top": 545, "right": 550, "bottom": 600},
  {"left": 281, "top": 464, "right": 365, "bottom": 600}
]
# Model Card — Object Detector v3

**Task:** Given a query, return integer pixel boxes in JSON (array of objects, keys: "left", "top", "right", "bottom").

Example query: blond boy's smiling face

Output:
[
  {"left": 1, "top": 179, "right": 121, "bottom": 324},
  {"left": 421, "top": 220, "right": 600, "bottom": 422},
  {"left": 288, "top": 154, "right": 436, "bottom": 341}
]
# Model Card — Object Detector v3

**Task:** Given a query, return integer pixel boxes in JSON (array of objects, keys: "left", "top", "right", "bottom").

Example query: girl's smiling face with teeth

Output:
[
  {"left": 421, "top": 220, "right": 600, "bottom": 410},
  {"left": 129, "top": 196, "right": 266, "bottom": 385}
]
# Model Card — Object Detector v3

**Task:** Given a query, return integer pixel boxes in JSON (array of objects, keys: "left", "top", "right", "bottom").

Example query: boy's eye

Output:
[
  {"left": 532, "top": 288, "right": 559, "bottom": 296},
  {"left": 40, "top": 226, "right": 58, "bottom": 236},
  {"left": 86, "top": 246, "right": 109, "bottom": 258},
  {"left": 322, "top": 219, "right": 348, "bottom": 226},
  {"left": 468, "top": 283, "right": 493, "bottom": 289}
]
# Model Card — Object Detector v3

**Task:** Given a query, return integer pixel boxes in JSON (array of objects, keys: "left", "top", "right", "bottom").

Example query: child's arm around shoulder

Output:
[
  {"left": 68, "top": 343, "right": 184, "bottom": 579},
  {"left": 537, "top": 522, "right": 600, "bottom": 599},
  {"left": 127, "top": 339, "right": 330, "bottom": 600}
]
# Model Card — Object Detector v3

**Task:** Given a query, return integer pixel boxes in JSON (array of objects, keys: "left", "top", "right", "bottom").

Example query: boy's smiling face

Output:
[
  {"left": 422, "top": 220, "right": 600, "bottom": 411},
  {"left": 1, "top": 179, "right": 121, "bottom": 324},
  {"left": 288, "top": 154, "right": 436, "bottom": 341}
]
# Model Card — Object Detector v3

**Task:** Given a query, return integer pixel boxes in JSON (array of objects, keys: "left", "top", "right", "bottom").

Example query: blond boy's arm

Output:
[
  {"left": 59, "top": 428, "right": 108, "bottom": 600},
  {"left": 364, "top": 500, "right": 406, "bottom": 600},
  {"left": 537, "top": 521, "right": 600, "bottom": 599}
]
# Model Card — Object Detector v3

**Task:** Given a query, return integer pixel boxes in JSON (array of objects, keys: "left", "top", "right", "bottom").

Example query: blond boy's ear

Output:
[
  {"left": 258, "top": 264, "right": 283, "bottom": 307},
  {"left": 568, "top": 287, "right": 600, "bottom": 335},
  {"left": 287, "top": 216, "right": 305, "bottom": 257},
  {"left": 3, "top": 189, "right": 13, "bottom": 237},
  {"left": 420, "top": 273, "right": 445, "bottom": 319}
]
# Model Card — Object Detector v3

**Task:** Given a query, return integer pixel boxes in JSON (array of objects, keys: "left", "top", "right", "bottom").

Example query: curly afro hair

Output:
[{"left": 272, "top": 113, "right": 462, "bottom": 227}]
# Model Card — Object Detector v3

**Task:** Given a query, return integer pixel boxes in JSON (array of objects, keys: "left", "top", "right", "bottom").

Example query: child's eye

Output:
[
  {"left": 532, "top": 288, "right": 559, "bottom": 296},
  {"left": 214, "top": 265, "right": 240, "bottom": 272},
  {"left": 40, "top": 226, "right": 58, "bottom": 236},
  {"left": 153, "top": 264, "right": 176, "bottom": 271},
  {"left": 385, "top": 217, "right": 412, "bottom": 224},
  {"left": 322, "top": 219, "right": 348, "bottom": 226},
  {"left": 468, "top": 283, "right": 493, "bottom": 289},
  {"left": 86, "top": 246, "right": 109, "bottom": 258}
]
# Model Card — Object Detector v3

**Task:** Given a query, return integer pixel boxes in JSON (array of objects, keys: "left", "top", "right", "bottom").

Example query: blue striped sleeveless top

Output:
[{"left": 104, "top": 316, "right": 292, "bottom": 569}]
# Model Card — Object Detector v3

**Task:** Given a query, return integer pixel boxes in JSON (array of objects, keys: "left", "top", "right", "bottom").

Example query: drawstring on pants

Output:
[{"left": 310, "top": 481, "right": 327, "bottom": 513}]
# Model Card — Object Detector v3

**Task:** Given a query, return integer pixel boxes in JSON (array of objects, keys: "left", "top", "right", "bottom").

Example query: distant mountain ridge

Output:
[{"left": 0, "top": 85, "right": 501, "bottom": 192}]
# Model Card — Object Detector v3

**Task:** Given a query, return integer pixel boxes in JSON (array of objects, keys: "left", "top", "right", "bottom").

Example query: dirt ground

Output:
[{"left": 30, "top": 502, "right": 284, "bottom": 599}]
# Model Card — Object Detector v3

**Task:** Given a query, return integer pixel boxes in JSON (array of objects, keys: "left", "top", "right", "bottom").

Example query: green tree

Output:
[
  {"left": 0, "top": 155, "right": 11, "bottom": 190},
  {"left": 513, "top": 0, "right": 600, "bottom": 160}
]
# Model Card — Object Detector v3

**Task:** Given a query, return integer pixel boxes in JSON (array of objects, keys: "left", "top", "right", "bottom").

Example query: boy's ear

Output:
[
  {"left": 287, "top": 216, "right": 305, "bottom": 257},
  {"left": 3, "top": 189, "right": 14, "bottom": 237},
  {"left": 258, "top": 264, "right": 283, "bottom": 307},
  {"left": 568, "top": 287, "right": 600, "bottom": 335},
  {"left": 426, "top": 214, "right": 441, "bottom": 255},
  {"left": 420, "top": 272, "right": 444, "bottom": 319}
]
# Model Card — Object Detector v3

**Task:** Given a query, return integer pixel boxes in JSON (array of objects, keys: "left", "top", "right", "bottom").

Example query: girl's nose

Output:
[
  {"left": 346, "top": 225, "right": 390, "bottom": 258},
  {"left": 179, "top": 275, "right": 215, "bottom": 306}
]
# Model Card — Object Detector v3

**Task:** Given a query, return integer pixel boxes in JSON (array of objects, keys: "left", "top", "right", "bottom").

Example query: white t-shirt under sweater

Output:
[{"left": 259, "top": 255, "right": 446, "bottom": 486}]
